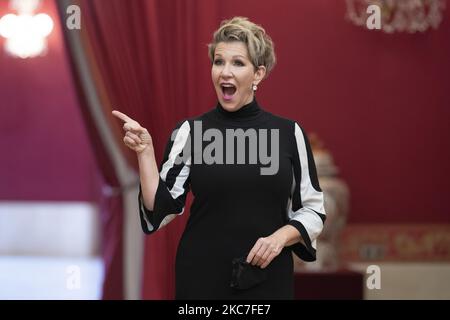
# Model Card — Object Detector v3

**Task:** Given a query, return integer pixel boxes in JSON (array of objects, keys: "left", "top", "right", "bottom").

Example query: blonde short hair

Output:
[{"left": 208, "top": 17, "right": 276, "bottom": 78}]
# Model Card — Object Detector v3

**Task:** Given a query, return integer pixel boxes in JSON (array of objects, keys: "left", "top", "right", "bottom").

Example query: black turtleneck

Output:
[
  {"left": 210, "top": 98, "right": 269, "bottom": 128},
  {"left": 216, "top": 97, "right": 261, "bottom": 118},
  {"left": 138, "top": 98, "right": 325, "bottom": 299}
]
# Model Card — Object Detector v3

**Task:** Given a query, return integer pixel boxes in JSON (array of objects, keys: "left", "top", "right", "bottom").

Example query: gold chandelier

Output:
[{"left": 345, "top": 0, "right": 446, "bottom": 33}]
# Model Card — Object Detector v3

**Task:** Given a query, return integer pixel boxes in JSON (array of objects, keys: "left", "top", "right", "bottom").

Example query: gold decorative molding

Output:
[{"left": 339, "top": 224, "right": 450, "bottom": 262}]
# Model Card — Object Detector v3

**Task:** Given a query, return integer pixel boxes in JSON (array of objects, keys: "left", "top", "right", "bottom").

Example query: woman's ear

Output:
[{"left": 254, "top": 66, "right": 267, "bottom": 85}]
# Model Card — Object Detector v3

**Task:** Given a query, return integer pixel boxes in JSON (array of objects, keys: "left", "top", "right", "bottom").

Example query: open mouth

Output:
[{"left": 221, "top": 83, "right": 237, "bottom": 101}]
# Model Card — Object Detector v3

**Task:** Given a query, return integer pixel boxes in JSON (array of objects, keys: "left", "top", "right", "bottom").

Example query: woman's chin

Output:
[
  {"left": 220, "top": 100, "right": 240, "bottom": 112},
  {"left": 218, "top": 95, "right": 240, "bottom": 111}
]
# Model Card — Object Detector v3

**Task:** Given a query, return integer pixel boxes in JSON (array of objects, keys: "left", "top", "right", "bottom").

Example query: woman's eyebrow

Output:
[{"left": 214, "top": 54, "right": 247, "bottom": 59}]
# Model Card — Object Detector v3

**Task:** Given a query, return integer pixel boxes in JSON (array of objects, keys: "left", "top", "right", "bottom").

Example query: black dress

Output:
[{"left": 138, "top": 98, "right": 326, "bottom": 299}]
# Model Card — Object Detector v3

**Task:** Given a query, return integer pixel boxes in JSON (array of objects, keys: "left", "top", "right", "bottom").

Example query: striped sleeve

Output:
[
  {"left": 138, "top": 120, "right": 191, "bottom": 234},
  {"left": 287, "top": 122, "right": 326, "bottom": 261}
]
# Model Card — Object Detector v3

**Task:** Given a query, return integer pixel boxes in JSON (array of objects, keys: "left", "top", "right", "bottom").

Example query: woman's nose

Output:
[{"left": 221, "top": 63, "right": 233, "bottom": 78}]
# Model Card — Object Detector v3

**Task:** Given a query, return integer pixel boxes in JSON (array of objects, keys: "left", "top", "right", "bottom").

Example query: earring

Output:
[{"left": 252, "top": 84, "right": 258, "bottom": 91}]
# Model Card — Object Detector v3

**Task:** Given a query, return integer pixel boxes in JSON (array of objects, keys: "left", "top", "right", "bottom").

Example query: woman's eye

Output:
[
  {"left": 214, "top": 59, "right": 223, "bottom": 65},
  {"left": 234, "top": 60, "right": 244, "bottom": 66}
]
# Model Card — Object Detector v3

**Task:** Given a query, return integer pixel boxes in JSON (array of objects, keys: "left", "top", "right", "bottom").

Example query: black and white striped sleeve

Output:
[
  {"left": 138, "top": 120, "right": 191, "bottom": 234},
  {"left": 287, "top": 122, "right": 326, "bottom": 261}
]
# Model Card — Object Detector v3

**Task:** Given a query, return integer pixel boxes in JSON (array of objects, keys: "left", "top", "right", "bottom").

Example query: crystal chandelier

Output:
[{"left": 345, "top": 0, "right": 446, "bottom": 33}]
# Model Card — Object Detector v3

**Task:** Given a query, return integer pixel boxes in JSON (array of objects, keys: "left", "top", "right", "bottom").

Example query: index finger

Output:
[{"left": 112, "top": 110, "right": 134, "bottom": 123}]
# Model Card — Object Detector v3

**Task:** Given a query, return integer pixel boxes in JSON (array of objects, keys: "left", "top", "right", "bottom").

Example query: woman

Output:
[{"left": 112, "top": 17, "right": 325, "bottom": 299}]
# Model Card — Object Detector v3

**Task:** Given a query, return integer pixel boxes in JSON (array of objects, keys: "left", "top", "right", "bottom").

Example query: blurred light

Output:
[
  {"left": 0, "top": 14, "right": 17, "bottom": 38},
  {"left": 11, "top": 0, "right": 41, "bottom": 15},
  {"left": 0, "top": 1, "right": 54, "bottom": 58},
  {"left": 34, "top": 13, "right": 53, "bottom": 37}
]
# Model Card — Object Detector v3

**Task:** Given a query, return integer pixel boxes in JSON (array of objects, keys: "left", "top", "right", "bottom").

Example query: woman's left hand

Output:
[{"left": 246, "top": 234, "right": 286, "bottom": 269}]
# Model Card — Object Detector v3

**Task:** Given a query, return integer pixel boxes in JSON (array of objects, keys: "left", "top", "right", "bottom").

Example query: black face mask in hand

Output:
[{"left": 230, "top": 257, "right": 267, "bottom": 290}]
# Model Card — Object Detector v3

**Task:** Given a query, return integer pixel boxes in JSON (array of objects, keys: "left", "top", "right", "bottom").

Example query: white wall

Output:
[
  {"left": 0, "top": 202, "right": 103, "bottom": 299},
  {"left": 0, "top": 202, "right": 100, "bottom": 256}
]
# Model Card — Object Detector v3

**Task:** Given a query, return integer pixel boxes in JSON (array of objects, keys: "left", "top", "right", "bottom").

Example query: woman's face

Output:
[{"left": 211, "top": 41, "right": 265, "bottom": 112}]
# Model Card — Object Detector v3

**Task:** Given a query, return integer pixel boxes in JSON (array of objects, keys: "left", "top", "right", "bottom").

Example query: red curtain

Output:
[
  {"left": 58, "top": 0, "right": 219, "bottom": 299},
  {"left": 56, "top": 0, "right": 125, "bottom": 299}
]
